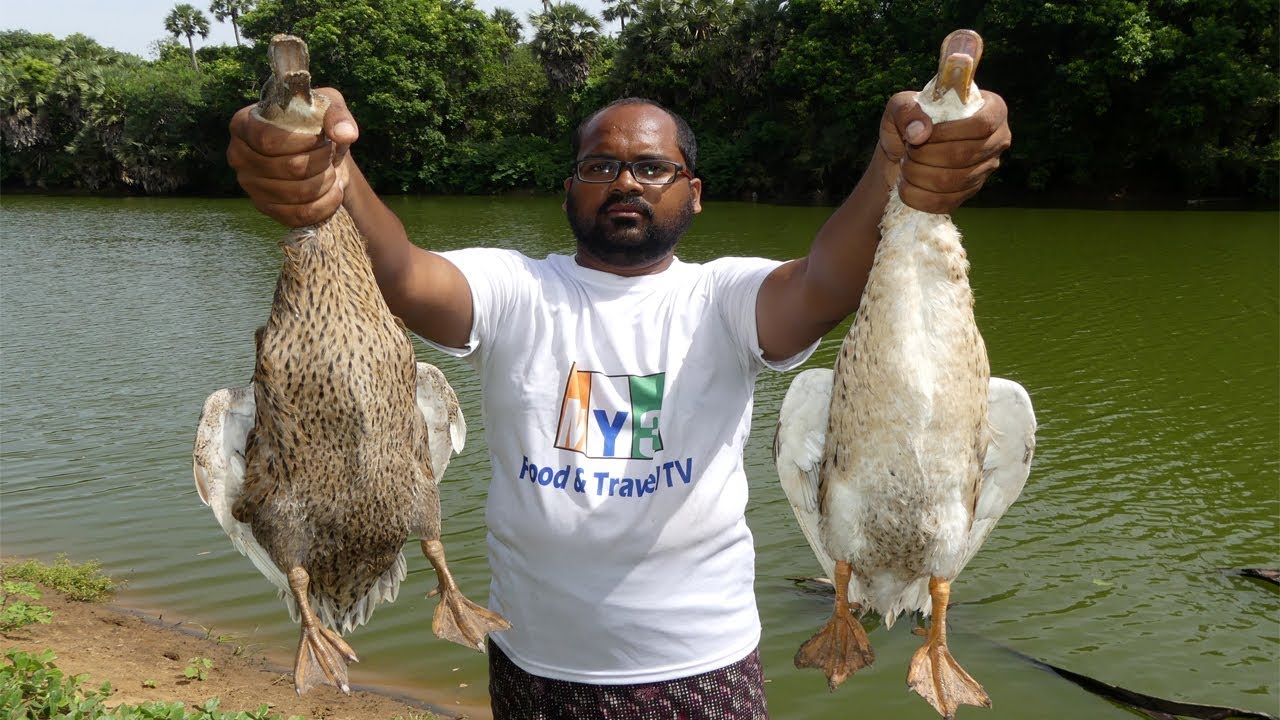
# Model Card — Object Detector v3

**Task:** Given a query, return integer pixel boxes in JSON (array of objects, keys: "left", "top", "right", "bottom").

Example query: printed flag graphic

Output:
[{"left": 555, "top": 363, "right": 665, "bottom": 459}]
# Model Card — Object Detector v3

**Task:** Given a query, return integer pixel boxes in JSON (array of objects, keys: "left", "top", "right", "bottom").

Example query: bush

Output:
[
  {"left": 429, "top": 134, "right": 566, "bottom": 194},
  {"left": 2, "top": 555, "right": 116, "bottom": 602}
]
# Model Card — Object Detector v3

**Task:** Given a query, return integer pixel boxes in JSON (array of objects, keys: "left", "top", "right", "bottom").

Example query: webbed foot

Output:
[
  {"left": 794, "top": 560, "right": 875, "bottom": 690},
  {"left": 287, "top": 566, "right": 358, "bottom": 695},
  {"left": 421, "top": 539, "right": 511, "bottom": 652},
  {"left": 906, "top": 577, "right": 990, "bottom": 718}
]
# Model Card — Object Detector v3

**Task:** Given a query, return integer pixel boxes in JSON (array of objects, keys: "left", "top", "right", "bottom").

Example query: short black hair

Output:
[{"left": 571, "top": 97, "right": 699, "bottom": 176}]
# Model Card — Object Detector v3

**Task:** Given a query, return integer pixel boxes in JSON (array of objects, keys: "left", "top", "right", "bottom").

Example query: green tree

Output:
[
  {"left": 164, "top": 3, "right": 212, "bottom": 70},
  {"left": 1149, "top": 0, "right": 1278, "bottom": 199},
  {"left": 529, "top": 3, "right": 602, "bottom": 94},
  {"left": 601, "top": 0, "right": 637, "bottom": 32},
  {"left": 761, "top": 0, "right": 945, "bottom": 200},
  {"left": 102, "top": 56, "right": 215, "bottom": 192},
  {"left": 491, "top": 7, "right": 524, "bottom": 44},
  {"left": 0, "top": 30, "right": 240, "bottom": 194},
  {"left": 679, "top": 0, "right": 792, "bottom": 199},
  {"left": 0, "top": 32, "right": 128, "bottom": 189},
  {"left": 969, "top": 0, "right": 1277, "bottom": 200},
  {"left": 209, "top": 0, "right": 255, "bottom": 47},
  {"left": 0, "top": 0, "right": 1274, "bottom": 202},
  {"left": 239, "top": 0, "right": 517, "bottom": 191},
  {"left": 606, "top": 0, "right": 738, "bottom": 118}
]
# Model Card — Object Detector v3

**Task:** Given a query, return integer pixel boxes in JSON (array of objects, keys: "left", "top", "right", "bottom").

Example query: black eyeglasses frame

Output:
[{"left": 572, "top": 158, "right": 694, "bottom": 186}]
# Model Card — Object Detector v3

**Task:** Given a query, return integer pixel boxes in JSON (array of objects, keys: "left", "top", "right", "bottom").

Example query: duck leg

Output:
[
  {"left": 794, "top": 560, "right": 875, "bottom": 689},
  {"left": 421, "top": 539, "right": 511, "bottom": 652},
  {"left": 907, "top": 577, "right": 991, "bottom": 718},
  {"left": 287, "top": 566, "right": 358, "bottom": 695}
]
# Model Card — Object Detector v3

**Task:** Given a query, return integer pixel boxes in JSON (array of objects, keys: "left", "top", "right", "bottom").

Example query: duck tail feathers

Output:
[{"left": 288, "top": 552, "right": 408, "bottom": 635}]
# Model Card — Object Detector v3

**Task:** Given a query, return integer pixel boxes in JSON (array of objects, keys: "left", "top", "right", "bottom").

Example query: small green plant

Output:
[
  {"left": 2, "top": 649, "right": 307, "bottom": 718},
  {"left": 198, "top": 625, "right": 261, "bottom": 657},
  {"left": 2, "top": 554, "right": 116, "bottom": 601},
  {"left": 0, "top": 648, "right": 109, "bottom": 717},
  {"left": 0, "top": 580, "right": 54, "bottom": 631},
  {"left": 184, "top": 656, "right": 214, "bottom": 681},
  {"left": 142, "top": 678, "right": 157, "bottom": 688}
]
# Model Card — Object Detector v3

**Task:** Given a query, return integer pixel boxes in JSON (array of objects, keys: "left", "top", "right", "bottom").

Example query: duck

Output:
[
  {"left": 192, "top": 34, "right": 509, "bottom": 696},
  {"left": 772, "top": 29, "right": 1036, "bottom": 718}
]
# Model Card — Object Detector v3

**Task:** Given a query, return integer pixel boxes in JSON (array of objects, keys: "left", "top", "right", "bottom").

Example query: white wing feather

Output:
[
  {"left": 414, "top": 362, "right": 466, "bottom": 479},
  {"left": 192, "top": 386, "right": 291, "bottom": 600},
  {"left": 774, "top": 368, "right": 838, "bottom": 580},
  {"left": 963, "top": 377, "right": 1037, "bottom": 566}
]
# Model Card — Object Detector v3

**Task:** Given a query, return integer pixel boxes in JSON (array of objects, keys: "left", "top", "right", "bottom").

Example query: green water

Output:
[{"left": 1, "top": 195, "right": 1276, "bottom": 719}]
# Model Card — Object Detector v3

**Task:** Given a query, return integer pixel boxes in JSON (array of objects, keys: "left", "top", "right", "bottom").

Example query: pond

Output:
[{"left": 1, "top": 195, "right": 1276, "bottom": 719}]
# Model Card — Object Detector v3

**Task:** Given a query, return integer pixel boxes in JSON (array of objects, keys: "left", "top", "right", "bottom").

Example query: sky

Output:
[{"left": 1, "top": 0, "right": 615, "bottom": 59}]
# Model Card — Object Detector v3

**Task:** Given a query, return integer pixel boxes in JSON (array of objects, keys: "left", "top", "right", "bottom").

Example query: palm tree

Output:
[
  {"left": 601, "top": 0, "right": 637, "bottom": 32},
  {"left": 661, "top": 0, "right": 726, "bottom": 42},
  {"left": 529, "top": 3, "right": 602, "bottom": 93},
  {"left": 491, "top": 7, "right": 524, "bottom": 43},
  {"left": 209, "top": 0, "right": 254, "bottom": 47},
  {"left": 164, "top": 3, "right": 211, "bottom": 70},
  {"left": 627, "top": 0, "right": 676, "bottom": 53}
]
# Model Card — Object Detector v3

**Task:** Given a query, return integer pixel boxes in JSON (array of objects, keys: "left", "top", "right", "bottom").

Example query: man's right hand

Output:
[{"left": 226, "top": 88, "right": 360, "bottom": 227}]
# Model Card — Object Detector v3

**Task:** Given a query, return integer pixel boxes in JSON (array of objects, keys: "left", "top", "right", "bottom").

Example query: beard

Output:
[{"left": 567, "top": 193, "right": 696, "bottom": 268}]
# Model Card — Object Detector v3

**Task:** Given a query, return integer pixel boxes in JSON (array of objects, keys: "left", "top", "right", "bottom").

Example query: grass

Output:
[
  {"left": 1, "top": 554, "right": 116, "bottom": 602},
  {"left": 1, "top": 649, "right": 442, "bottom": 719}
]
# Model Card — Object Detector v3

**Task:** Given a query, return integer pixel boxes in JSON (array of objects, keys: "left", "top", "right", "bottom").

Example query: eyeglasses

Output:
[{"left": 573, "top": 159, "right": 692, "bottom": 185}]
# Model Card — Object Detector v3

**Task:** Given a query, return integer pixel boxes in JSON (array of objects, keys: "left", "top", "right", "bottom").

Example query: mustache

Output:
[{"left": 599, "top": 198, "right": 654, "bottom": 218}]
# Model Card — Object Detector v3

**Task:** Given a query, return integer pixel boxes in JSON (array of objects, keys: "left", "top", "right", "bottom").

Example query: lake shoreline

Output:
[
  {"left": 2, "top": 184, "right": 1274, "bottom": 212},
  {"left": 1, "top": 564, "right": 490, "bottom": 720}
]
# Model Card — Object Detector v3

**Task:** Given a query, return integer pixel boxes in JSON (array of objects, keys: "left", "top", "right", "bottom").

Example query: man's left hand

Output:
[{"left": 877, "top": 90, "right": 1011, "bottom": 214}]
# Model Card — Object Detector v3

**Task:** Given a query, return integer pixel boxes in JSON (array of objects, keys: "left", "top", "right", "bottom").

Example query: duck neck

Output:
[{"left": 275, "top": 207, "right": 377, "bottom": 297}]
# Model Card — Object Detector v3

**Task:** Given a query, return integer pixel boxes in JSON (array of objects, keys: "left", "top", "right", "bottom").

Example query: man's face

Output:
[{"left": 564, "top": 104, "right": 702, "bottom": 272}]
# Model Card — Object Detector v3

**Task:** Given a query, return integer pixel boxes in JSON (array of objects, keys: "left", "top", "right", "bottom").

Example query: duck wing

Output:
[
  {"left": 963, "top": 377, "right": 1037, "bottom": 567},
  {"left": 192, "top": 386, "right": 291, "bottom": 600},
  {"left": 774, "top": 368, "right": 838, "bottom": 581},
  {"left": 414, "top": 362, "right": 467, "bottom": 481}
]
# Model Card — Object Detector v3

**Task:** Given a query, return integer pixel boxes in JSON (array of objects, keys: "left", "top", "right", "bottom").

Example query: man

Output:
[{"left": 228, "top": 89, "right": 1010, "bottom": 718}]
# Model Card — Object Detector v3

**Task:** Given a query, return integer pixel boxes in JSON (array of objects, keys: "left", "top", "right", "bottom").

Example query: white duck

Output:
[{"left": 773, "top": 29, "right": 1037, "bottom": 719}]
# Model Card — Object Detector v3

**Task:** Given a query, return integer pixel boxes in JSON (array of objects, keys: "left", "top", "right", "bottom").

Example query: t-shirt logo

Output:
[{"left": 555, "top": 363, "right": 665, "bottom": 459}]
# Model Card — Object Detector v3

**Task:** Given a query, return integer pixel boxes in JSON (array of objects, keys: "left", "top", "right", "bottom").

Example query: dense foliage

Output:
[{"left": 1, "top": 0, "right": 1275, "bottom": 204}]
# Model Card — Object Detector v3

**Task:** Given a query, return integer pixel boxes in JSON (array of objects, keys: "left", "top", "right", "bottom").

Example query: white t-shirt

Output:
[{"left": 428, "top": 249, "right": 815, "bottom": 684}]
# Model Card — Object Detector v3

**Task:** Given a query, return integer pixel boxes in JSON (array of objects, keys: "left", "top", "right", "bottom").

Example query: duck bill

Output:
[
  {"left": 932, "top": 29, "right": 983, "bottom": 104},
  {"left": 265, "top": 34, "right": 315, "bottom": 111}
]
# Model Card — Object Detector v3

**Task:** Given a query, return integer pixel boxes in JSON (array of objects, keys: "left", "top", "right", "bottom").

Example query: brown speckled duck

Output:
[
  {"left": 192, "top": 34, "right": 509, "bottom": 696},
  {"left": 773, "top": 30, "right": 1036, "bottom": 719}
]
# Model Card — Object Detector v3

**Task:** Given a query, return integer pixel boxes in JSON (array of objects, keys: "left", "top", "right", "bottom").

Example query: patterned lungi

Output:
[{"left": 489, "top": 641, "right": 770, "bottom": 720}]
